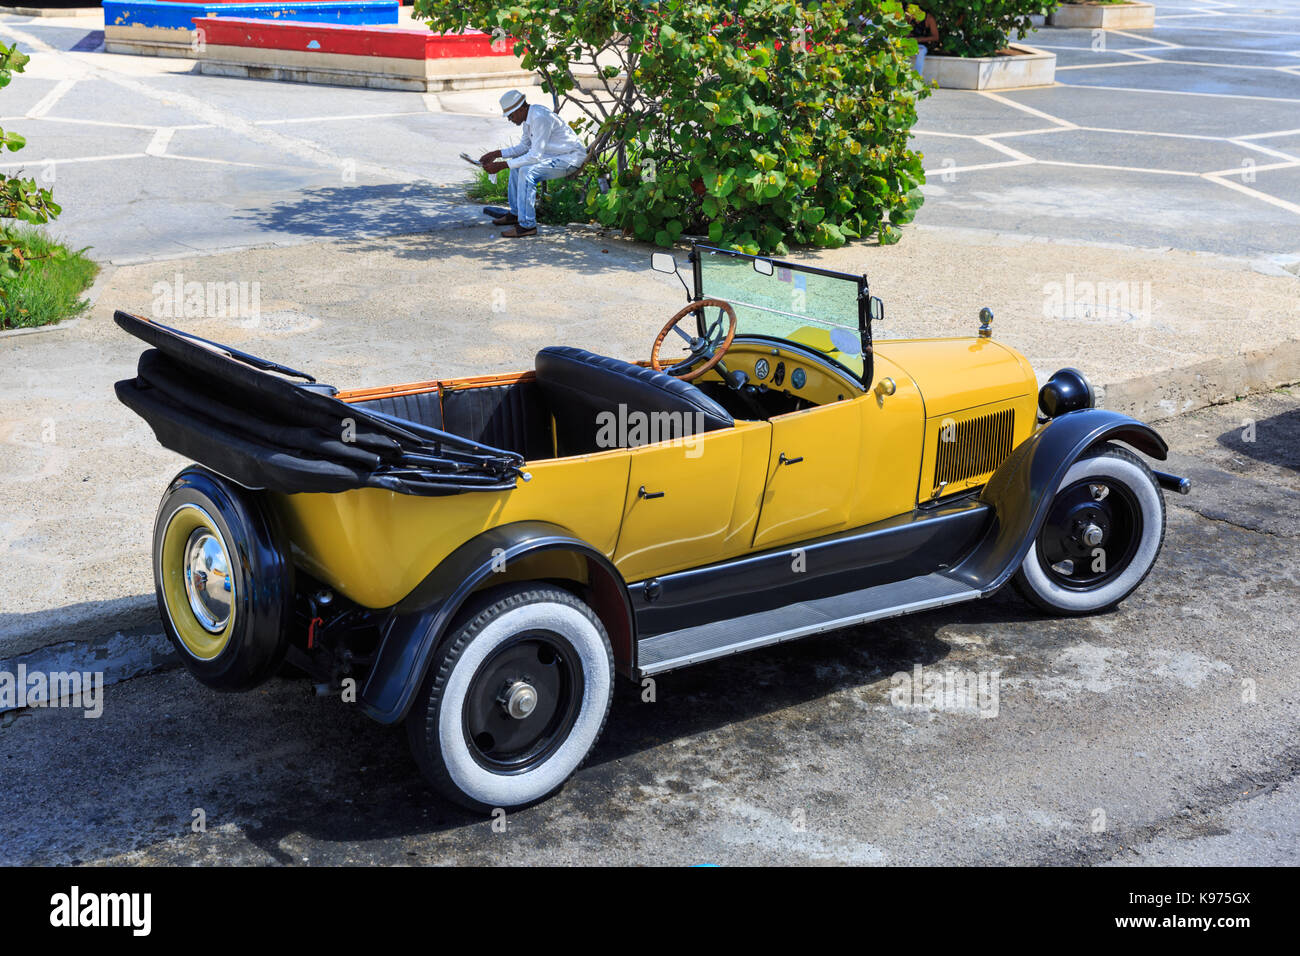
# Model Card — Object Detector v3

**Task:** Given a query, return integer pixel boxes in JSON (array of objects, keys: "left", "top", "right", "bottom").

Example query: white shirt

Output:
[{"left": 500, "top": 104, "right": 587, "bottom": 170}]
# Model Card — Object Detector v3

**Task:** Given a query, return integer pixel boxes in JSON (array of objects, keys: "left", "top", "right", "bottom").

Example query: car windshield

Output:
[{"left": 694, "top": 244, "right": 867, "bottom": 381}]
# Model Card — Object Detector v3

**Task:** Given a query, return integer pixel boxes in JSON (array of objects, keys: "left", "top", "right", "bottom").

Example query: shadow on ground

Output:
[
  {"left": 1217, "top": 407, "right": 1300, "bottom": 473},
  {"left": 5, "top": 587, "right": 1046, "bottom": 863},
  {"left": 236, "top": 181, "right": 642, "bottom": 275},
  {"left": 236, "top": 183, "right": 478, "bottom": 242}
]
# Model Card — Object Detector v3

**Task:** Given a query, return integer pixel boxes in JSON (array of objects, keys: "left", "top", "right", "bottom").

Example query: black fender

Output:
[
  {"left": 948, "top": 408, "right": 1168, "bottom": 595},
  {"left": 358, "top": 521, "right": 634, "bottom": 724}
]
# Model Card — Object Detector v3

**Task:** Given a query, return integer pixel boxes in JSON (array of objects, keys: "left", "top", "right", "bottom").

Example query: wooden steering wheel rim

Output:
[{"left": 650, "top": 298, "right": 738, "bottom": 382}]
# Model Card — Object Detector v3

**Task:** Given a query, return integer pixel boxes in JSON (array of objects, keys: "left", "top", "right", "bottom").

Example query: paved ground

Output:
[
  {"left": 1, "top": 0, "right": 1298, "bottom": 264},
  {"left": 1, "top": 0, "right": 1299, "bottom": 865},
  {"left": 915, "top": 0, "right": 1300, "bottom": 260},
  {"left": 2, "top": 389, "right": 1296, "bottom": 865}
]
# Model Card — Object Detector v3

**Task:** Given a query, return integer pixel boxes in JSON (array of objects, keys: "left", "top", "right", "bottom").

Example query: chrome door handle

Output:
[
  {"left": 778, "top": 452, "right": 803, "bottom": 466},
  {"left": 638, "top": 485, "right": 665, "bottom": 500}
]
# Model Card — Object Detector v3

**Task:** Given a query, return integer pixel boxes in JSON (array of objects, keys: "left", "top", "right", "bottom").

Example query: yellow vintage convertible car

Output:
[{"left": 114, "top": 243, "right": 1188, "bottom": 811}]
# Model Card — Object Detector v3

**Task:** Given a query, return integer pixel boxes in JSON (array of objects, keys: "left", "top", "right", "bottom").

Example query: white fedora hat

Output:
[{"left": 499, "top": 90, "right": 527, "bottom": 115}]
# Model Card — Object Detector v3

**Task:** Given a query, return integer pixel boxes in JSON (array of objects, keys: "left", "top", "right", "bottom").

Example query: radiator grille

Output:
[{"left": 934, "top": 407, "right": 1015, "bottom": 490}]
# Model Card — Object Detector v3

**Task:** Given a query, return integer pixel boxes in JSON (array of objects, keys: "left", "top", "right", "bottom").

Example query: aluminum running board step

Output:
[{"left": 636, "top": 573, "right": 980, "bottom": 676}]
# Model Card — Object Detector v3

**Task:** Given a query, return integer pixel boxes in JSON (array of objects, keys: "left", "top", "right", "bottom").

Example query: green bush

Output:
[
  {"left": 0, "top": 43, "right": 61, "bottom": 280},
  {"left": 419, "top": 1, "right": 930, "bottom": 253},
  {"left": 927, "top": 0, "right": 1053, "bottom": 58},
  {"left": 465, "top": 166, "right": 595, "bottom": 225},
  {"left": 0, "top": 227, "right": 98, "bottom": 330}
]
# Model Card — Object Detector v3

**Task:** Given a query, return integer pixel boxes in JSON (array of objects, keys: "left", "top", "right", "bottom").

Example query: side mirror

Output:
[
  {"left": 753, "top": 258, "right": 774, "bottom": 277},
  {"left": 651, "top": 252, "right": 678, "bottom": 275},
  {"left": 869, "top": 296, "right": 885, "bottom": 323}
]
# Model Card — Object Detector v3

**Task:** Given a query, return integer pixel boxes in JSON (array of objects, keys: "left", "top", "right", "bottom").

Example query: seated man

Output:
[{"left": 479, "top": 90, "right": 587, "bottom": 239}]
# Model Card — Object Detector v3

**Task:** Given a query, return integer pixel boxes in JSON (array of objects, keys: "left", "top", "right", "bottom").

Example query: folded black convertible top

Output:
[{"left": 113, "top": 311, "right": 526, "bottom": 496}]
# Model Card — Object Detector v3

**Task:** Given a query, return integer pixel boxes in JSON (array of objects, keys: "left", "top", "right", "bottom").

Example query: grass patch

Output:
[
  {"left": 465, "top": 166, "right": 594, "bottom": 226},
  {"left": 467, "top": 167, "right": 508, "bottom": 203},
  {"left": 0, "top": 227, "right": 98, "bottom": 331}
]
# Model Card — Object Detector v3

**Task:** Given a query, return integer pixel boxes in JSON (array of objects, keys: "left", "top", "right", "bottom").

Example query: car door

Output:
[
  {"left": 612, "top": 420, "right": 771, "bottom": 582},
  {"left": 751, "top": 397, "right": 864, "bottom": 550}
]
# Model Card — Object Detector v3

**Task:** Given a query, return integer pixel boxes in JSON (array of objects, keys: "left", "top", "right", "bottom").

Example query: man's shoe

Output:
[
  {"left": 500, "top": 226, "right": 537, "bottom": 238},
  {"left": 492, "top": 214, "right": 519, "bottom": 226}
]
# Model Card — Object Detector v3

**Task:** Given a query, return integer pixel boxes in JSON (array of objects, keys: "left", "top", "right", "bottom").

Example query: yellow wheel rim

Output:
[{"left": 160, "top": 503, "right": 236, "bottom": 661}]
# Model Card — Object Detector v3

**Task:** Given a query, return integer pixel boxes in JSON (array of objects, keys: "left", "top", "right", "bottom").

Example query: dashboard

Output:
[{"left": 702, "top": 337, "right": 865, "bottom": 408}]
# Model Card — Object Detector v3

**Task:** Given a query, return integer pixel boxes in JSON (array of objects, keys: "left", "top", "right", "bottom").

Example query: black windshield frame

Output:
[{"left": 687, "top": 243, "right": 873, "bottom": 387}]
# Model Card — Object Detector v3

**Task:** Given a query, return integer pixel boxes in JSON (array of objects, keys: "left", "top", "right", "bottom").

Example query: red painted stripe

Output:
[{"left": 192, "top": 17, "right": 515, "bottom": 59}]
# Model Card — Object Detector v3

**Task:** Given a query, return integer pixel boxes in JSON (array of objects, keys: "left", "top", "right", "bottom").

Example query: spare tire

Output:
[{"left": 153, "top": 467, "right": 292, "bottom": 690}]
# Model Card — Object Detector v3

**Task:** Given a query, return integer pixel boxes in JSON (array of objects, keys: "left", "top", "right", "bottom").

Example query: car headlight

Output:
[{"left": 1038, "top": 368, "right": 1094, "bottom": 418}]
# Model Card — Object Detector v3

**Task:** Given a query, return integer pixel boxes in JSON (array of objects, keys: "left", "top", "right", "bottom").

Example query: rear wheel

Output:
[
  {"left": 1014, "top": 443, "right": 1165, "bottom": 615},
  {"left": 406, "top": 585, "right": 614, "bottom": 812},
  {"left": 153, "top": 468, "right": 292, "bottom": 690}
]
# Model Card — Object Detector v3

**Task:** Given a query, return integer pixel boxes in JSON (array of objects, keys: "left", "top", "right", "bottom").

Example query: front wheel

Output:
[
  {"left": 1014, "top": 443, "right": 1166, "bottom": 615},
  {"left": 406, "top": 585, "right": 614, "bottom": 812}
]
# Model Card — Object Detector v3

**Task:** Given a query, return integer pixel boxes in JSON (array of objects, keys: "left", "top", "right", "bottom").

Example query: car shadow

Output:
[
  {"left": 214, "top": 592, "right": 1047, "bottom": 859},
  {"left": 1216, "top": 406, "right": 1300, "bottom": 473},
  {"left": 6, "top": 588, "right": 1046, "bottom": 864},
  {"left": 225, "top": 608, "right": 992, "bottom": 861}
]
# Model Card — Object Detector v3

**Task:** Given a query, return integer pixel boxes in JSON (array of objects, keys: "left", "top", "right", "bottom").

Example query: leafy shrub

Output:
[
  {"left": 419, "top": 1, "right": 930, "bottom": 253},
  {"left": 0, "top": 44, "right": 62, "bottom": 282},
  {"left": 926, "top": 0, "right": 1054, "bottom": 58}
]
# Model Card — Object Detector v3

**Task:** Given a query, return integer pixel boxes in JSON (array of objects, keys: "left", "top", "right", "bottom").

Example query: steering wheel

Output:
[{"left": 651, "top": 298, "right": 738, "bottom": 382}]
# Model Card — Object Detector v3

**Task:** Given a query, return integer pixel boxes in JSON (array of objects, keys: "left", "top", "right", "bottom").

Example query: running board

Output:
[{"left": 635, "top": 573, "right": 980, "bottom": 676}]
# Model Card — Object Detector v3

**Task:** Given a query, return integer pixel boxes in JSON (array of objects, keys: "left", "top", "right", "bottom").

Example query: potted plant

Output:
[{"left": 916, "top": 1, "right": 1058, "bottom": 89}]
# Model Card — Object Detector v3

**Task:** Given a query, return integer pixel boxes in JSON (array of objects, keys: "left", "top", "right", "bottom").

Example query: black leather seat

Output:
[{"left": 535, "top": 346, "right": 734, "bottom": 455}]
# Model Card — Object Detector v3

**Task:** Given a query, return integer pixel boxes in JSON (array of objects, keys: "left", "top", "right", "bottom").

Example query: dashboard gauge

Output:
[
  {"left": 754, "top": 358, "right": 770, "bottom": 380},
  {"left": 791, "top": 367, "right": 807, "bottom": 390}
]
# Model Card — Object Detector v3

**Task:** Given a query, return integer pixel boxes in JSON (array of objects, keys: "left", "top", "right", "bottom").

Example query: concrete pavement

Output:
[
  {"left": 1, "top": 388, "right": 1296, "bottom": 865},
  {"left": 3, "top": 1, "right": 1300, "bottom": 264},
  {"left": 1, "top": 0, "right": 1298, "bottom": 866}
]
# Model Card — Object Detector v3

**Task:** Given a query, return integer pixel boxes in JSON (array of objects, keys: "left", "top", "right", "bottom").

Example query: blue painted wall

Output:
[{"left": 103, "top": 0, "right": 400, "bottom": 31}]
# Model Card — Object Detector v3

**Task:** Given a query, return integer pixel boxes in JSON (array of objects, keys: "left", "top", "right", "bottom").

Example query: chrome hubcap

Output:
[
  {"left": 501, "top": 680, "right": 539, "bottom": 720},
  {"left": 183, "top": 528, "right": 233, "bottom": 633}
]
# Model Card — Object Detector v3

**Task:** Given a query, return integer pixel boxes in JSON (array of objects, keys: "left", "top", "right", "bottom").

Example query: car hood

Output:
[{"left": 873, "top": 338, "right": 1037, "bottom": 419}]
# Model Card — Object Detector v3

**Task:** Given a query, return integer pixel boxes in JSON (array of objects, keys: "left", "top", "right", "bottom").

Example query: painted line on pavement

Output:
[
  {"left": 145, "top": 126, "right": 174, "bottom": 156},
  {"left": 24, "top": 76, "right": 75, "bottom": 117}
]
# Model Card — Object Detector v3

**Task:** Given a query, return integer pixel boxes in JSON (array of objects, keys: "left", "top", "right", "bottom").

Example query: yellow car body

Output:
[
  {"left": 279, "top": 336, "right": 1038, "bottom": 611},
  {"left": 116, "top": 241, "right": 1183, "bottom": 744}
]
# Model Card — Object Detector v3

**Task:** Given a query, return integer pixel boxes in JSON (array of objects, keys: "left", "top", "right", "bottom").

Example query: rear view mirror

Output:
[
  {"left": 869, "top": 296, "right": 885, "bottom": 323},
  {"left": 651, "top": 253, "right": 678, "bottom": 274},
  {"left": 753, "top": 258, "right": 775, "bottom": 277}
]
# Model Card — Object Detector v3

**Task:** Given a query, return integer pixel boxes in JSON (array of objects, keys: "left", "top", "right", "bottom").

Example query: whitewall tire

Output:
[
  {"left": 406, "top": 585, "right": 614, "bottom": 812},
  {"left": 1014, "top": 443, "right": 1166, "bottom": 615}
]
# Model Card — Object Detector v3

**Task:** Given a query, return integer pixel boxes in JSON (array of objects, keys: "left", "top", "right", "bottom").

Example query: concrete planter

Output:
[
  {"left": 102, "top": 0, "right": 400, "bottom": 58},
  {"left": 1048, "top": 2, "right": 1156, "bottom": 29},
  {"left": 920, "top": 44, "right": 1056, "bottom": 91},
  {"left": 192, "top": 18, "right": 538, "bottom": 92},
  {"left": 196, "top": 52, "right": 540, "bottom": 93}
]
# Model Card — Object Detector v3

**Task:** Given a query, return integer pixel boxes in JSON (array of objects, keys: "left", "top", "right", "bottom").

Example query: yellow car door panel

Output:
[
  {"left": 753, "top": 399, "right": 863, "bottom": 549},
  {"left": 613, "top": 421, "right": 771, "bottom": 581}
]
